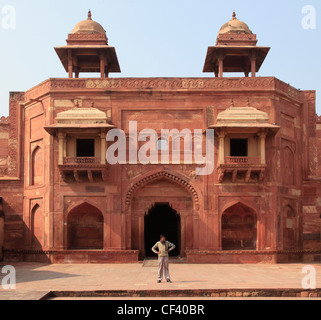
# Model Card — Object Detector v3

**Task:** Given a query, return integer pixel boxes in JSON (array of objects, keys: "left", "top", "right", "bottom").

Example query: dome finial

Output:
[
  {"left": 87, "top": 9, "right": 92, "bottom": 20},
  {"left": 232, "top": 11, "right": 237, "bottom": 20}
]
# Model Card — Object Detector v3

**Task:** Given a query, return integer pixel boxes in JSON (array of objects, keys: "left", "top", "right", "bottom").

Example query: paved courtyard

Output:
[{"left": 0, "top": 262, "right": 320, "bottom": 300}]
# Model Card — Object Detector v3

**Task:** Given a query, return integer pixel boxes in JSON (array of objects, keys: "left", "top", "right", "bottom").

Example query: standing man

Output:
[{"left": 152, "top": 235, "right": 176, "bottom": 283}]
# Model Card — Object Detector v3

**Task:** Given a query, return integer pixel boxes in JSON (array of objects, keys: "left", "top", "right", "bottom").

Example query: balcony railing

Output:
[
  {"left": 63, "top": 157, "right": 101, "bottom": 165},
  {"left": 225, "top": 157, "right": 262, "bottom": 165}
]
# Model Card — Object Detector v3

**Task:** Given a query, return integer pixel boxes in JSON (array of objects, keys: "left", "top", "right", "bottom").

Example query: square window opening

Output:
[
  {"left": 77, "top": 139, "right": 95, "bottom": 157},
  {"left": 230, "top": 139, "right": 248, "bottom": 157}
]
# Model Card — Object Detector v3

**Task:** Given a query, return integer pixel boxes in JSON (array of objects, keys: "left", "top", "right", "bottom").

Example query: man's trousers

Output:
[{"left": 158, "top": 256, "right": 170, "bottom": 281}]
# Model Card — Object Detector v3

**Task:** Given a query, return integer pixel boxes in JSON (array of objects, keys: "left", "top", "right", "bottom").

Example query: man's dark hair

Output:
[{"left": 160, "top": 235, "right": 166, "bottom": 239}]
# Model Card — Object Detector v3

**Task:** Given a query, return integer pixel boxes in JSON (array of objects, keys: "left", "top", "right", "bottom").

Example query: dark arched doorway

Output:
[
  {"left": 67, "top": 203, "right": 104, "bottom": 250},
  {"left": 144, "top": 204, "right": 181, "bottom": 257}
]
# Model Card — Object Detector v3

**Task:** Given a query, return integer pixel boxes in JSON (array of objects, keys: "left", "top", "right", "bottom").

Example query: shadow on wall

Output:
[
  {"left": 2, "top": 197, "right": 51, "bottom": 264},
  {"left": 2, "top": 199, "right": 106, "bottom": 263}
]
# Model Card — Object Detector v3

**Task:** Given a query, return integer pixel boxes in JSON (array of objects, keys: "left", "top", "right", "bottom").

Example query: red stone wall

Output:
[{"left": 0, "top": 77, "right": 320, "bottom": 263}]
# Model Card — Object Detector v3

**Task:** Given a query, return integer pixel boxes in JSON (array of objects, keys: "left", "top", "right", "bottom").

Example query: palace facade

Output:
[{"left": 0, "top": 11, "right": 320, "bottom": 264}]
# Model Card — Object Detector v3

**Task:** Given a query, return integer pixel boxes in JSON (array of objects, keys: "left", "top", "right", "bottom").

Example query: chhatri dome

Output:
[
  {"left": 218, "top": 11, "right": 252, "bottom": 35},
  {"left": 55, "top": 10, "right": 121, "bottom": 78},
  {"left": 72, "top": 10, "right": 106, "bottom": 34}
]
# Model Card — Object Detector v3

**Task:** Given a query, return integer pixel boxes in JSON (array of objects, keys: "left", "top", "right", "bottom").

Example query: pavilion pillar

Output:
[
  {"left": 259, "top": 130, "right": 267, "bottom": 165},
  {"left": 218, "top": 131, "right": 226, "bottom": 165},
  {"left": 58, "top": 131, "right": 65, "bottom": 166},
  {"left": 218, "top": 55, "right": 224, "bottom": 78},
  {"left": 100, "top": 52, "right": 106, "bottom": 79},
  {"left": 218, "top": 54, "right": 224, "bottom": 78},
  {"left": 251, "top": 52, "right": 257, "bottom": 78},
  {"left": 214, "top": 66, "right": 219, "bottom": 78},
  {"left": 68, "top": 49, "right": 73, "bottom": 79},
  {"left": 100, "top": 131, "right": 107, "bottom": 165}
]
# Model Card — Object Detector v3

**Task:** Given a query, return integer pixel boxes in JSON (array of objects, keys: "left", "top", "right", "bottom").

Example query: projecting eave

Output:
[
  {"left": 209, "top": 123, "right": 280, "bottom": 134},
  {"left": 203, "top": 46, "right": 270, "bottom": 73},
  {"left": 54, "top": 45, "right": 121, "bottom": 73},
  {"left": 44, "top": 123, "right": 116, "bottom": 135}
]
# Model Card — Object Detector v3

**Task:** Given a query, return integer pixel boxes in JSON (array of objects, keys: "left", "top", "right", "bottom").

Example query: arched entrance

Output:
[
  {"left": 129, "top": 172, "right": 197, "bottom": 259},
  {"left": 67, "top": 203, "right": 104, "bottom": 250},
  {"left": 144, "top": 204, "right": 181, "bottom": 257}
]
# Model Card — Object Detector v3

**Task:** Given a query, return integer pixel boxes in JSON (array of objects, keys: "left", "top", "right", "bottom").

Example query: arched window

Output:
[
  {"left": 282, "top": 146, "right": 295, "bottom": 185},
  {"left": 283, "top": 205, "right": 296, "bottom": 249},
  {"left": 31, "top": 146, "right": 44, "bottom": 186}
]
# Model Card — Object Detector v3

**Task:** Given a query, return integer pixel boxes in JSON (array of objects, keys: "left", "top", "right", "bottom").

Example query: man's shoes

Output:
[
  {"left": 157, "top": 280, "right": 161, "bottom": 283},
  {"left": 167, "top": 279, "right": 172, "bottom": 283}
]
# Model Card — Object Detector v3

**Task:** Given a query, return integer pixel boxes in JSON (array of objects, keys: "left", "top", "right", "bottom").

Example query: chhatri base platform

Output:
[{"left": 0, "top": 262, "right": 320, "bottom": 300}]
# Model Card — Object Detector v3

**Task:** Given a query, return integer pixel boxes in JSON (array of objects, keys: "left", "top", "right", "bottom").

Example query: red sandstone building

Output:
[{"left": 0, "top": 12, "right": 320, "bottom": 264}]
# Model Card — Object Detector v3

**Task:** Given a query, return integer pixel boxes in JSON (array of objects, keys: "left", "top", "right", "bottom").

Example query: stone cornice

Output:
[{"left": 24, "top": 77, "right": 306, "bottom": 103}]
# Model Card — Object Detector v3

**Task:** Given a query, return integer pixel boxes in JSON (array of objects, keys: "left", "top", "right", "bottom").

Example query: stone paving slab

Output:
[
  {"left": 0, "top": 291, "right": 49, "bottom": 300},
  {"left": 0, "top": 262, "right": 320, "bottom": 300}
]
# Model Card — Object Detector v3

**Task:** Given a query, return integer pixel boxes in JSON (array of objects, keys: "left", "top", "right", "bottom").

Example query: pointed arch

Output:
[
  {"left": 31, "top": 203, "right": 44, "bottom": 249},
  {"left": 221, "top": 200, "right": 259, "bottom": 218},
  {"left": 67, "top": 202, "right": 104, "bottom": 250},
  {"left": 66, "top": 200, "right": 105, "bottom": 219},
  {"left": 30, "top": 145, "right": 44, "bottom": 186},
  {"left": 282, "top": 204, "right": 296, "bottom": 249},
  {"left": 125, "top": 168, "right": 200, "bottom": 211},
  {"left": 221, "top": 201, "right": 257, "bottom": 250},
  {"left": 282, "top": 146, "right": 295, "bottom": 185}
]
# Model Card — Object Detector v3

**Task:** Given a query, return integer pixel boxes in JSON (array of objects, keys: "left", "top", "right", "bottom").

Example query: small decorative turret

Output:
[
  {"left": 55, "top": 11, "right": 121, "bottom": 78},
  {"left": 203, "top": 12, "right": 270, "bottom": 78}
]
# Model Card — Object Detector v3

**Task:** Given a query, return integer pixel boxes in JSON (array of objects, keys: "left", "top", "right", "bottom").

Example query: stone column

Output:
[
  {"left": 100, "top": 53, "right": 106, "bottom": 79},
  {"left": 68, "top": 49, "right": 73, "bottom": 79},
  {"left": 259, "top": 130, "right": 267, "bottom": 165},
  {"left": 218, "top": 54, "right": 224, "bottom": 78},
  {"left": 100, "top": 131, "right": 107, "bottom": 165},
  {"left": 251, "top": 52, "right": 257, "bottom": 78},
  {"left": 58, "top": 131, "right": 65, "bottom": 166},
  {"left": 218, "top": 131, "right": 226, "bottom": 165},
  {"left": 63, "top": 134, "right": 67, "bottom": 158}
]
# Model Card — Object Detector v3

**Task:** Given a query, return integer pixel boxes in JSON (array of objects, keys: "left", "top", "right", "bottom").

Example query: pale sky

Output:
[{"left": 0, "top": 0, "right": 320, "bottom": 115}]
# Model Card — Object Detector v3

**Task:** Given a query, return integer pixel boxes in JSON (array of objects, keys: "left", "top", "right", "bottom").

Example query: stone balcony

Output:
[
  {"left": 59, "top": 157, "right": 107, "bottom": 183},
  {"left": 218, "top": 156, "right": 266, "bottom": 183},
  {"left": 224, "top": 156, "right": 262, "bottom": 166},
  {"left": 63, "top": 157, "right": 102, "bottom": 166}
]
